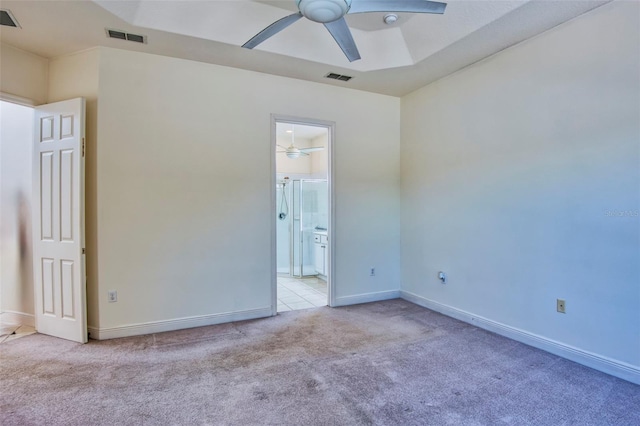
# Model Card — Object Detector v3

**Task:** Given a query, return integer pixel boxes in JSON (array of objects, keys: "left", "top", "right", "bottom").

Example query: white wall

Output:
[
  {"left": 54, "top": 47, "right": 398, "bottom": 334},
  {"left": 0, "top": 101, "right": 35, "bottom": 323},
  {"left": 311, "top": 133, "right": 328, "bottom": 178},
  {"left": 401, "top": 0, "right": 639, "bottom": 378},
  {"left": 0, "top": 43, "right": 48, "bottom": 105}
]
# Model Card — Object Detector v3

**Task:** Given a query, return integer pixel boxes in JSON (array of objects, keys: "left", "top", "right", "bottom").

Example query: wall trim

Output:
[
  {"left": 88, "top": 307, "right": 272, "bottom": 340},
  {"left": 400, "top": 290, "right": 640, "bottom": 385},
  {"left": 334, "top": 290, "right": 400, "bottom": 307},
  {"left": 0, "top": 311, "right": 35, "bottom": 327},
  {"left": 0, "top": 91, "right": 36, "bottom": 107}
]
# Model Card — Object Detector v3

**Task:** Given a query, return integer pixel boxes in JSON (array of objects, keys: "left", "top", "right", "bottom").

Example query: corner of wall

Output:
[{"left": 0, "top": 43, "right": 49, "bottom": 105}]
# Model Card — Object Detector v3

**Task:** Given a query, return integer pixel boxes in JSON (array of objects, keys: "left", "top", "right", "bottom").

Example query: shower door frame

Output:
[
  {"left": 290, "top": 179, "right": 328, "bottom": 279},
  {"left": 271, "top": 115, "right": 336, "bottom": 314}
]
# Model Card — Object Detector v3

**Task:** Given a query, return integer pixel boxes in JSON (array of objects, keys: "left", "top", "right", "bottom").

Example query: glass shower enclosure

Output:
[{"left": 277, "top": 179, "right": 328, "bottom": 278}]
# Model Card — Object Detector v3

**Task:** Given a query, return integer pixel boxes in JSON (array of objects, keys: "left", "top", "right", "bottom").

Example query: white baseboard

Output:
[
  {"left": 400, "top": 290, "right": 640, "bottom": 385},
  {"left": 333, "top": 290, "right": 400, "bottom": 307},
  {"left": 87, "top": 307, "right": 272, "bottom": 340},
  {"left": 0, "top": 311, "right": 35, "bottom": 327}
]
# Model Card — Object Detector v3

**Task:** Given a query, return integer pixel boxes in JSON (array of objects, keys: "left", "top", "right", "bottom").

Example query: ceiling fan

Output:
[
  {"left": 277, "top": 130, "right": 324, "bottom": 159},
  {"left": 242, "top": 0, "right": 447, "bottom": 62}
]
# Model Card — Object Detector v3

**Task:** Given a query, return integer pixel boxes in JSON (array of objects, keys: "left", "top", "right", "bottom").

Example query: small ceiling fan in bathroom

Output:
[
  {"left": 242, "top": 0, "right": 447, "bottom": 62},
  {"left": 277, "top": 129, "right": 324, "bottom": 159}
]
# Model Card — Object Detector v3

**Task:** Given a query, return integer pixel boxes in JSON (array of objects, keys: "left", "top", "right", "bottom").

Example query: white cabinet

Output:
[
  {"left": 314, "top": 233, "right": 328, "bottom": 276},
  {"left": 315, "top": 244, "right": 325, "bottom": 275},
  {"left": 323, "top": 246, "right": 328, "bottom": 276}
]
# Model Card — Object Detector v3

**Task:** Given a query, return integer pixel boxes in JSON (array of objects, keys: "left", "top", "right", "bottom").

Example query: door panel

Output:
[
  {"left": 40, "top": 152, "right": 54, "bottom": 240},
  {"left": 33, "top": 98, "right": 87, "bottom": 343},
  {"left": 60, "top": 149, "right": 74, "bottom": 241}
]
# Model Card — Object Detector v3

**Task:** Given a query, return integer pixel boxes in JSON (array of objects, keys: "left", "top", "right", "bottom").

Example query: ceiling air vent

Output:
[
  {"left": 325, "top": 73, "right": 353, "bottom": 82},
  {"left": 106, "top": 28, "right": 147, "bottom": 44},
  {"left": 0, "top": 9, "right": 20, "bottom": 28}
]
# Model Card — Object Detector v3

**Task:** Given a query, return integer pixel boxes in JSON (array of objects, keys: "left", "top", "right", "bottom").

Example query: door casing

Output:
[{"left": 271, "top": 115, "right": 336, "bottom": 313}]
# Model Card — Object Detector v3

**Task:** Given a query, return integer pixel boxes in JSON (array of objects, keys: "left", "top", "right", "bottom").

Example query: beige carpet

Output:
[{"left": 1, "top": 299, "right": 638, "bottom": 425}]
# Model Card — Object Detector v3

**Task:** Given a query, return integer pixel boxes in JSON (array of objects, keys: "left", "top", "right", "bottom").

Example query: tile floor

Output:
[
  {"left": 277, "top": 275, "right": 327, "bottom": 312},
  {"left": 0, "top": 323, "right": 36, "bottom": 343}
]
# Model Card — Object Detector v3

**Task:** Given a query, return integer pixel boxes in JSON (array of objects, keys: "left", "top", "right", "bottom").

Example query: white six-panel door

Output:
[{"left": 32, "top": 98, "right": 87, "bottom": 343}]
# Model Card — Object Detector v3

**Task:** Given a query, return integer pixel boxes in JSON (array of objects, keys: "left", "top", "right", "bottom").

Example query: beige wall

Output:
[
  {"left": 0, "top": 43, "right": 48, "bottom": 105},
  {"left": 401, "top": 1, "right": 639, "bottom": 371},
  {"left": 47, "top": 47, "right": 400, "bottom": 334},
  {"left": 48, "top": 49, "right": 101, "bottom": 328}
]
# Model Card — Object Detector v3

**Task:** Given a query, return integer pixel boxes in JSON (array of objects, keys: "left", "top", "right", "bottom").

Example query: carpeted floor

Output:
[{"left": 1, "top": 299, "right": 638, "bottom": 425}]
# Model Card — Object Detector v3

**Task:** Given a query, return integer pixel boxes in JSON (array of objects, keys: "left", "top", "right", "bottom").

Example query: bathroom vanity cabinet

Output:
[{"left": 314, "top": 232, "right": 328, "bottom": 277}]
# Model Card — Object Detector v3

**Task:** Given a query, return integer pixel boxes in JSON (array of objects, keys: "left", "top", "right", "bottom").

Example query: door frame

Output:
[
  {"left": 32, "top": 97, "right": 87, "bottom": 343},
  {"left": 271, "top": 114, "right": 336, "bottom": 314}
]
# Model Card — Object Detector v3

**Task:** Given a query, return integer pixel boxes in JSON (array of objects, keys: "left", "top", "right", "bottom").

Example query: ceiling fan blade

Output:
[
  {"left": 324, "top": 18, "right": 361, "bottom": 62},
  {"left": 348, "top": 0, "right": 446, "bottom": 15},
  {"left": 242, "top": 12, "right": 304, "bottom": 49},
  {"left": 299, "top": 147, "right": 324, "bottom": 153}
]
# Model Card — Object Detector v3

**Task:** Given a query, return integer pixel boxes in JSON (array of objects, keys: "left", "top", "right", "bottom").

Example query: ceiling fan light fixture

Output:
[
  {"left": 297, "top": 0, "right": 352, "bottom": 23},
  {"left": 244, "top": 0, "right": 446, "bottom": 62},
  {"left": 286, "top": 147, "right": 302, "bottom": 159}
]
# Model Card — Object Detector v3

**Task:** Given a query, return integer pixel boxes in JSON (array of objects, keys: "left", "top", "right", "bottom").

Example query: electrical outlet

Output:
[
  {"left": 370, "top": 268, "right": 375, "bottom": 276},
  {"left": 557, "top": 299, "right": 566, "bottom": 313},
  {"left": 108, "top": 290, "right": 118, "bottom": 303}
]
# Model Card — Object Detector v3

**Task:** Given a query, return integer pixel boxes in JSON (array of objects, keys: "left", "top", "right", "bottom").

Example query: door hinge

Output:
[{"left": 82, "top": 138, "right": 85, "bottom": 157}]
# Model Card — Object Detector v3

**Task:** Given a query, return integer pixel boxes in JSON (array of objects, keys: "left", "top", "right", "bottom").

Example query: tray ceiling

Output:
[{"left": 0, "top": 0, "right": 611, "bottom": 96}]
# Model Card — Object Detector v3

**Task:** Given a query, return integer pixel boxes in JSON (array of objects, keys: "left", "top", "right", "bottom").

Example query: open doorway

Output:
[
  {"left": 0, "top": 100, "right": 36, "bottom": 341},
  {"left": 1, "top": 97, "right": 87, "bottom": 343},
  {"left": 273, "top": 117, "right": 333, "bottom": 313}
]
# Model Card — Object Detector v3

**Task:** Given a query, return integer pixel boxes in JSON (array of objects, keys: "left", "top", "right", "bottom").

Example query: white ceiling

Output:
[{"left": 0, "top": 0, "right": 611, "bottom": 96}]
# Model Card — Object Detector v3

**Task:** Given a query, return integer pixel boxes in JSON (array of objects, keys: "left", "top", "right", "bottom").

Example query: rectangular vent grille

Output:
[
  {"left": 0, "top": 9, "right": 20, "bottom": 28},
  {"left": 325, "top": 73, "right": 353, "bottom": 82},
  {"left": 106, "top": 29, "right": 147, "bottom": 44}
]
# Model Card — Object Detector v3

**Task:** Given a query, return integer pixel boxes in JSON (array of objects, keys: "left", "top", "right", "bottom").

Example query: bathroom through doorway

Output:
[{"left": 273, "top": 117, "right": 333, "bottom": 313}]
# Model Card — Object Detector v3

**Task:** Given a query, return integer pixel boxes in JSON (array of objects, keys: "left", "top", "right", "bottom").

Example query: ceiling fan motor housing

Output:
[
  {"left": 297, "top": 0, "right": 352, "bottom": 23},
  {"left": 286, "top": 146, "right": 302, "bottom": 158}
]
